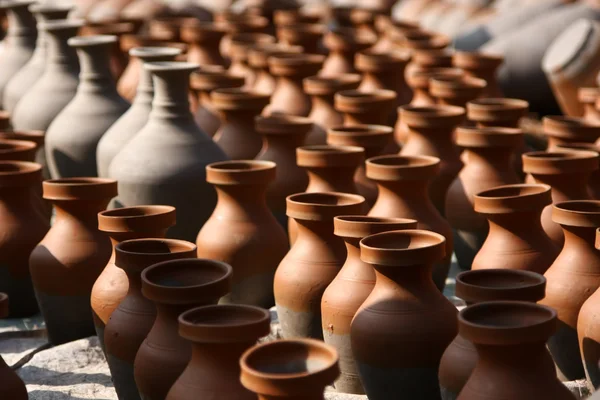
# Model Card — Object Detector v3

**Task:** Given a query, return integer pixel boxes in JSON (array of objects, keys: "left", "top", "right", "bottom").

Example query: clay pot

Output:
[
  {"left": 0, "top": 112, "right": 10, "bottom": 130},
  {"left": 540, "top": 200, "right": 600, "bottom": 381},
  {"left": 372, "top": 16, "right": 419, "bottom": 53},
  {"left": 134, "top": 258, "right": 233, "bottom": 400},
  {"left": 196, "top": 160, "right": 288, "bottom": 308},
  {"left": 91, "top": 205, "right": 176, "bottom": 352},
  {"left": 467, "top": 97, "right": 528, "bottom": 127},
  {"left": 320, "top": 27, "right": 376, "bottom": 77},
  {"left": 543, "top": 116, "right": 600, "bottom": 151},
  {"left": 275, "top": 192, "right": 365, "bottom": 339},
  {"left": 104, "top": 238, "right": 197, "bottom": 400},
  {"left": 108, "top": 62, "right": 228, "bottom": 242},
  {"left": 0, "top": 293, "right": 27, "bottom": 400},
  {"left": 366, "top": 155, "right": 454, "bottom": 290},
  {"left": 276, "top": 23, "right": 326, "bottom": 54},
  {"left": 327, "top": 124, "right": 393, "bottom": 206},
  {"left": 352, "top": 229, "right": 458, "bottom": 400},
  {"left": 274, "top": 9, "right": 322, "bottom": 26},
  {"left": 29, "top": 178, "right": 117, "bottom": 345},
  {"left": 405, "top": 49, "right": 455, "bottom": 83},
  {"left": 322, "top": 215, "right": 418, "bottom": 394},
  {"left": 97, "top": 47, "right": 181, "bottom": 178},
  {"left": 248, "top": 43, "right": 302, "bottom": 96},
  {"left": 453, "top": 51, "right": 503, "bottom": 98},
  {"left": 212, "top": 88, "right": 270, "bottom": 159},
  {"left": 400, "top": 105, "right": 465, "bottom": 215},
  {"left": 0, "top": 129, "right": 46, "bottom": 176},
  {"left": 429, "top": 75, "right": 487, "bottom": 107},
  {"left": 255, "top": 114, "right": 312, "bottom": 228},
  {"left": 397, "top": 29, "right": 450, "bottom": 52},
  {"left": 268, "top": 53, "right": 325, "bottom": 117},
  {"left": 580, "top": 87, "right": 600, "bottom": 125},
  {"left": 334, "top": 89, "right": 397, "bottom": 126},
  {"left": 11, "top": 19, "right": 81, "bottom": 132},
  {"left": 555, "top": 143, "right": 600, "bottom": 200},
  {"left": 180, "top": 21, "right": 228, "bottom": 67},
  {"left": 3, "top": 3, "right": 72, "bottom": 114},
  {"left": 147, "top": 17, "right": 191, "bottom": 42},
  {"left": 0, "top": 138, "right": 36, "bottom": 160},
  {"left": 228, "top": 32, "right": 276, "bottom": 87},
  {"left": 456, "top": 301, "right": 575, "bottom": 400},
  {"left": 218, "top": 13, "right": 269, "bottom": 58},
  {"left": 439, "top": 269, "right": 547, "bottom": 400},
  {"left": 522, "top": 151, "right": 599, "bottom": 247},
  {"left": 303, "top": 74, "right": 362, "bottom": 145},
  {"left": 167, "top": 304, "right": 271, "bottom": 400},
  {"left": 445, "top": 126, "right": 523, "bottom": 270}
]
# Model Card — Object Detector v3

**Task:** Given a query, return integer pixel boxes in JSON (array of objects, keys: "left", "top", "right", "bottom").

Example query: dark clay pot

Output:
[
  {"left": 0, "top": 293, "right": 27, "bottom": 400},
  {"left": 334, "top": 89, "right": 397, "bottom": 126},
  {"left": 134, "top": 258, "right": 233, "bottom": 400},
  {"left": 29, "top": 178, "right": 117, "bottom": 345},
  {"left": 104, "top": 238, "right": 197, "bottom": 400},
  {"left": 352, "top": 229, "right": 458, "bottom": 400},
  {"left": 321, "top": 216, "right": 417, "bottom": 394},
  {"left": 439, "top": 269, "right": 546, "bottom": 400},
  {"left": 180, "top": 21, "right": 228, "bottom": 67},
  {"left": 453, "top": 51, "right": 504, "bottom": 98},
  {"left": 429, "top": 75, "right": 487, "bottom": 108},
  {"left": 276, "top": 23, "right": 326, "bottom": 55},
  {"left": 320, "top": 27, "right": 376, "bottom": 77},
  {"left": 196, "top": 160, "right": 288, "bottom": 308},
  {"left": 248, "top": 42, "right": 302, "bottom": 96},
  {"left": 166, "top": 304, "right": 271, "bottom": 400},
  {"left": 275, "top": 192, "right": 365, "bottom": 339},
  {"left": 543, "top": 116, "right": 600, "bottom": 151}
]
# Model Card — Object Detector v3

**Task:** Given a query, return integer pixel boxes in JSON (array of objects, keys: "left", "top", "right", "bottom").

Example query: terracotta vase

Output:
[
  {"left": 196, "top": 160, "right": 288, "bottom": 308},
  {"left": 321, "top": 215, "right": 417, "bottom": 394},
  {"left": 429, "top": 75, "right": 487, "bottom": 107},
  {"left": 335, "top": 89, "right": 397, "bottom": 126},
  {"left": 180, "top": 21, "right": 228, "bottom": 67},
  {"left": 29, "top": 177, "right": 117, "bottom": 345},
  {"left": 3, "top": 3, "right": 71, "bottom": 114},
  {"left": 544, "top": 116, "right": 600, "bottom": 151},
  {"left": 108, "top": 61, "right": 228, "bottom": 242},
  {"left": 91, "top": 205, "right": 176, "bottom": 352},
  {"left": 522, "top": 150, "right": 599, "bottom": 247},
  {"left": 439, "top": 269, "right": 547, "bottom": 400},
  {"left": 268, "top": 53, "right": 325, "bottom": 117},
  {"left": 248, "top": 43, "right": 301, "bottom": 96},
  {"left": 0, "top": 293, "right": 27, "bottom": 400},
  {"left": 372, "top": 16, "right": 419, "bottom": 53},
  {"left": 104, "top": 238, "right": 197, "bottom": 400},
  {"left": 134, "top": 258, "right": 233, "bottom": 400},
  {"left": 456, "top": 301, "right": 575, "bottom": 400},
  {"left": 254, "top": 114, "right": 312, "bottom": 228},
  {"left": 580, "top": 87, "right": 600, "bottom": 125},
  {"left": 400, "top": 105, "right": 465, "bottom": 215},
  {"left": 97, "top": 46, "right": 181, "bottom": 178},
  {"left": 539, "top": 200, "right": 600, "bottom": 381},
  {"left": 445, "top": 126, "right": 523, "bottom": 271},
  {"left": 320, "top": 27, "right": 376, "bottom": 77},
  {"left": 275, "top": 192, "right": 365, "bottom": 339},
  {"left": 352, "top": 229, "right": 458, "bottom": 400},
  {"left": 453, "top": 51, "right": 504, "bottom": 98},
  {"left": 555, "top": 143, "right": 600, "bottom": 200},
  {"left": 228, "top": 32, "right": 276, "bottom": 87},
  {"left": 366, "top": 155, "right": 454, "bottom": 290},
  {"left": 212, "top": 88, "right": 270, "bottom": 159},
  {"left": 303, "top": 74, "right": 362, "bottom": 145},
  {"left": 11, "top": 19, "right": 81, "bottom": 132},
  {"left": 276, "top": 23, "right": 326, "bottom": 55}
]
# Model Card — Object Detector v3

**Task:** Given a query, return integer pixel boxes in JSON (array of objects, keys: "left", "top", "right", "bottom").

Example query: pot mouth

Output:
[
  {"left": 360, "top": 229, "right": 446, "bottom": 266},
  {"left": 129, "top": 46, "right": 182, "bottom": 59},
  {"left": 206, "top": 160, "right": 276, "bottom": 185},
  {"left": 453, "top": 51, "right": 504, "bottom": 70},
  {"left": 401, "top": 31, "right": 450, "bottom": 50},
  {"left": 456, "top": 269, "right": 546, "bottom": 304},
  {"left": 41, "top": 18, "right": 85, "bottom": 32},
  {"left": 578, "top": 87, "right": 598, "bottom": 104},
  {"left": 276, "top": 22, "right": 327, "bottom": 37},
  {"left": 286, "top": 192, "right": 365, "bottom": 221},
  {"left": 543, "top": 116, "right": 600, "bottom": 141},
  {"left": 255, "top": 114, "right": 313, "bottom": 135},
  {"left": 68, "top": 34, "right": 118, "bottom": 47},
  {"left": 406, "top": 67, "right": 464, "bottom": 89},
  {"left": 296, "top": 145, "right": 364, "bottom": 168},
  {"left": 366, "top": 154, "right": 440, "bottom": 181},
  {"left": 335, "top": 89, "right": 397, "bottom": 103},
  {"left": 399, "top": 105, "right": 465, "bottom": 128},
  {"left": 144, "top": 61, "right": 199, "bottom": 73},
  {"left": 522, "top": 150, "right": 599, "bottom": 175},
  {"left": 474, "top": 184, "right": 552, "bottom": 214},
  {"left": 0, "top": 161, "right": 42, "bottom": 187},
  {"left": 303, "top": 74, "right": 362, "bottom": 95},
  {"left": 0, "top": 138, "right": 37, "bottom": 152},
  {"left": 375, "top": 15, "right": 419, "bottom": 33},
  {"left": 556, "top": 143, "right": 600, "bottom": 153},
  {"left": 323, "top": 26, "right": 377, "bottom": 50},
  {"left": 0, "top": 0, "right": 36, "bottom": 10},
  {"left": 191, "top": 70, "right": 244, "bottom": 92},
  {"left": 98, "top": 205, "right": 176, "bottom": 234},
  {"left": 0, "top": 130, "right": 44, "bottom": 144},
  {"left": 334, "top": 215, "right": 418, "bottom": 239},
  {"left": 268, "top": 52, "right": 326, "bottom": 67},
  {"left": 30, "top": 3, "right": 73, "bottom": 13},
  {"left": 429, "top": 75, "right": 487, "bottom": 98},
  {"left": 455, "top": 126, "right": 523, "bottom": 148},
  {"left": 274, "top": 9, "right": 322, "bottom": 25},
  {"left": 248, "top": 43, "right": 303, "bottom": 67},
  {"left": 82, "top": 21, "right": 136, "bottom": 35},
  {"left": 211, "top": 88, "right": 270, "bottom": 110},
  {"left": 467, "top": 98, "right": 529, "bottom": 123},
  {"left": 552, "top": 200, "right": 600, "bottom": 227},
  {"left": 217, "top": 13, "right": 269, "bottom": 29},
  {"left": 43, "top": 178, "right": 117, "bottom": 201},
  {"left": 229, "top": 32, "right": 276, "bottom": 58},
  {"left": 115, "top": 238, "right": 197, "bottom": 272},
  {"left": 180, "top": 21, "right": 228, "bottom": 41},
  {"left": 327, "top": 125, "right": 393, "bottom": 148},
  {"left": 356, "top": 49, "right": 410, "bottom": 71}
]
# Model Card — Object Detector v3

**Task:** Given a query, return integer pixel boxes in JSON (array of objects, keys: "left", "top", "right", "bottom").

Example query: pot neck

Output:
[
  {"left": 363, "top": 71, "right": 401, "bottom": 91},
  {"left": 474, "top": 341, "right": 555, "bottom": 372},
  {"left": 107, "top": 230, "right": 169, "bottom": 246},
  {"left": 487, "top": 211, "right": 547, "bottom": 245},
  {"left": 213, "top": 184, "right": 270, "bottom": 218},
  {"left": 305, "top": 166, "right": 357, "bottom": 193},
  {"left": 376, "top": 179, "right": 430, "bottom": 204},
  {"left": 151, "top": 302, "right": 199, "bottom": 347},
  {"left": 463, "top": 147, "right": 515, "bottom": 172},
  {"left": 0, "top": 186, "right": 39, "bottom": 212},
  {"left": 531, "top": 173, "right": 591, "bottom": 202},
  {"left": 294, "top": 220, "right": 343, "bottom": 254},
  {"left": 54, "top": 200, "right": 110, "bottom": 225},
  {"left": 476, "top": 121, "right": 519, "bottom": 128},
  {"left": 561, "top": 225, "right": 597, "bottom": 254},
  {"left": 190, "top": 340, "right": 255, "bottom": 375},
  {"left": 220, "top": 109, "right": 261, "bottom": 125},
  {"left": 262, "top": 132, "right": 307, "bottom": 154},
  {"left": 46, "top": 29, "right": 80, "bottom": 73},
  {"left": 310, "top": 94, "right": 336, "bottom": 114},
  {"left": 406, "top": 126, "right": 457, "bottom": 151},
  {"left": 150, "top": 68, "right": 194, "bottom": 121},
  {"left": 411, "top": 88, "right": 436, "bottom": 105},
  {"left": 6, "top": 5, "right": 36, "bottom": 46},
  {"left": 134, "top": 60, "right": 154, "bottom": 104},
  {"left": 372, "top": 260, "right": 435, "bottom": 291},
  {"left": 76, "top": 42, "right": 118, "bottom": 94}
]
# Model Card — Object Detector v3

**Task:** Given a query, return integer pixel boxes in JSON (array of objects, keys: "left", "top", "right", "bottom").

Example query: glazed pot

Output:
[
  {"left": 453, "top": 51, "right": 504, "bottom": 98},
  {"left": 580, "top": 87, "right": 600, "bottom": 125},
  {"left": 320, "top": 27, "right": 376, "bottom": 77},
  {"left": 303, "top": 74, "right": 362, "bottom": 145},
  {"left": 240, "top": 339, "right": 340, "bottom": 400},
  {"left": 540, "top": 200, "right": 600, "bottom": 381},
  {"left": 275, "top": 192, "right": 365, "bottom": 339},
  {"left": 97, "top": 46, "right": 181, "bottom": 178},
  {"left": 134, "top": 258, "right": 233, "bottom": 400},
  {"left": 255, "top": 114, "right": 312, "bottom": 228},
  {"left": 29, "top": 178, "right": 117, "bottom": 345},
  {"left": 91, "top": 205, "right": 176, "bottom": 352},
  {"left": 104, "top": 238, "right": 197, "bottom": 400},
  {"left": 108, "top": 62, "right": 228, "bottom": 242},
  {"left": 366, "top": 155, "right": 454, "bottom": 290},
  {"left": 352, "top": 229, "right": 458, "bottom": 400},
  {"left": 456, "top": 301, "right": 575, "bottom": 400},
  {"left": 180, "top": 21, "right": 228, "bottom": 67},
  {"left": 322, "top": 215, "right": 417, "bottom": 394},
  {"left": 335, "top": 89, "right": 397, "bottom": 127},
  {"left": 212, "top": 88, "right": 270, "bottom": 159},
  {"left": 228, "top": 32, "right": 276, "bottom": 87},
  {"left": 400, "top": 105, "right": 465, "bottom": 215},
  {"left": 522, "top": 150, "right": 599, "bottom": 247},
  {"left": 196, "top": 160, "right": 288, "bottom": 308},
  {"left": 543, "top": 116, "right": 600, "bottom": 151},
  {"left": 166, "top": 304, "right": 271, "bottom": 400},
  {"left": 445, "top": 126, "right": 523, "bottom": 270},
  {"left": 11, "top": 19, "right": 81, "bottom": 132},
  {"left": 429, "top": 75, "right": 487, "bottom": 107},
  {"left": 555, "top": 143, "right": 600, "bottom": 200},
  {"left": 276, "top": 23, "right": 326, "bottom": 55},
  {"left": 439, "top": 269, "right": 546, "bottom": 400},
  {"left": 0, "top": 293, "right": 27, "bottom": 400}
]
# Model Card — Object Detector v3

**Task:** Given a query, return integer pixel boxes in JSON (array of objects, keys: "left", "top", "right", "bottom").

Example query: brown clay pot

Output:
[
  {"left": 352, "top": 229, "right": 458, "bottom": 400},
  {"left": 439, "top": 269, "right": 547, "bottom": 400},
  {"left": 334, "top": 89, "right": 397, "bottom": 126},
  {"left": 456, "top": 301, "right": 575, "bottom": 400},
  {"left": 303, "top": 74, "right": 362, "bottom": 145},
  {"left": 0, "top": 292, "right": 27, "bottom": 400},
  {"left": 180, "top": 21, "right": 228, "bottom": 67},
  {"left": 134, "top": 258, "right": 233, "bottom": 400},
  {"left": 104, "top": 238, "right": 197, "bottom": 400},
  {"left": 228, "top": 32, "right": 276, "bottom": 87},
  {"left": 372, "top": 16, "right": 419, "bottom": 53},
  {"left": 320, "top": 27, "right": 376, "bottom": 77},
  {"left": 147, "top": 17, "right": 190, "bottom": 42},
  {"left": 196, "top": 160, "right": 288, "bottom": 308},
  {"left": 580, "top": 87, "right": 600, "bottom": 125},
  {"left": 218, "top": 13, "right": 269, "bottom": 59},
  {"left": 467, "top": 97, "right": 528, "bottom": 127},
  {"left": 540, "top": 200, "right": 600, "bottom": 381},
  {"left": 248, "top": 43, "right": 302, "bottom": 96},
  {"left": 273, "top": 9, "right": 322, "bottom": 26},
  {"left": 276, "top": 23, "right": 326, "bottom": 55},
  {"left": 321, "top": 215, "right": 418, "bottom": 394},
  {"left": 366, "top": 155, "right": 454, "bottom": 290},
  {"left": 167, "top": 304, "right": 271, "bottom": 400},
  {"left": 397, "top": 29, "right": 451, "bottom": 52},
  {"left": 240, "top": 338, "right": 340, "bottom": 400},
  {"left": 275, "top": 192, "right": 365, "bottom": 339},
  {"left": 522, "top": 150, "right": 599, "bottom": 247},
  {"left": 405, "top": 48, "right": 455, "bottom": 83},
  {"left": 29, "top": 178, "right": 117, "bottom": 345},
  {"left": 543, "top": 116, "right": 600, "bottom": 151},
  {"left": 91, "top": 205, "right": 176, "bottom": 352},
  {"left": 453, "top": 51, "right": 504, "bottom": 98},
  {"left": 400, "top": 105, "right": 465, "bottom": 215},
  {"left": 0, "top": 129, "right": 46, "bottom": 177},
  {"left": 429, "top": 75, "right": 487, "bottom": 107},
  {"left": 555, "top": 143, "right": 600, "bottom": 200},
  {"left": 445, "top": 126, "right": 523, "bottom": 270}
]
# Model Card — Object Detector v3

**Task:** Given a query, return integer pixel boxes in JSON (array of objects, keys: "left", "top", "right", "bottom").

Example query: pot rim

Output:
[
  {"left": 0, "top": 161, "right": 41, "bottom": 188},
  {"left": 114, "top": 238, "right": 197, "bottom": 273},
  {"left": 578, "top": 87, "right": 598, "bottom": 104},
  {"left": 552, "top": 200, "right": 600, "bottom": 227},
  {"left": 456, "top": 269, "right": 546, "bottom": 304},
  {"left": 453, "top": 51, "right": 504, "bottom": 70},
  {"left": 400, "top": 104, "right": 466, "bottom": 128},
  {"left": 286, "top": 192, "right": 365, "bottom": 221},
  {"left": 255, "top": 114, "right": 313, "bottom": 135},
  {"left": 98, "top": 205, "right": 176, "bottom": 233},
  {"left": 366, "top": 154, "right": 440, "bottom": 181},
  {"left": 467, "top": 98, "right": 529, "bottom": 124},
  {"left": 360, "top": 229, "right": 446, "bottom": 266},
  {"left": 474, "top": 183, "right": 552, "bottom": 214},
  {"left": 522, "top": 150, "right": 599, "bottom": 175},
  {"left": 334, "top": 215, "right": 418, "bottom": 239},
  {"left": 43, "top": 178, "right": 117, "bottom": 201},
  {"left": 543, "top": 115, "right": 600, "bottom": 141},
  {"left": 206, "top": 160, "right": 276, "bottom": 185},
  {"left": 296, "top": 145, "right": 364, "bottom": 168},
  {"left": 455, "top": 126, "right": 523, "bottom": 148},
  {"left": 303, "top": 74, "right": 362, "bottom": 95}
]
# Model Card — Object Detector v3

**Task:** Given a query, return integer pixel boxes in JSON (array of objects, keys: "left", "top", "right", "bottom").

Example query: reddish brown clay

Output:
[
  {"left": 0, "top": 293, "right": 27, "bottom": 400},
  {"left": 405, "top": 49, "right": 456, "bottom": 86},
  {"left": 0, "top": 139, "right": 36, "bottom": 161},
  {"left": 273, "top": 9, "right": 322, "bottom": 26},
  {"left": 0, "top": 130, "right": 46, "bottom": 177},
  {"left": 228, "top": 33, "right": 276, "bottom": 87},
  {"left": 429, "top": 75, "right": 487, "bottom": 107},
  {"left": 180, "top": 21, "right": 228, "bottom": 67},
  {"left": 248, "top": 43, "right": 302, "bottom": 96},
  {"left": 320, "top": 27, "right": 376, "bottom": 77},
  {"left": 334, "top": 89, "right": 397, "bottom": 126},
  {"left": 556, "top": 143, "right": 600, "bottom": 199},
  {"left": 372, "top": 16, "right": 419, "bottom": 53},
  {"left": 579, "top": 87, "right": 600, "bottom": 125},
  {"left": 467, "top": 98, "right": 529, "bottom": 128},
  {"left": 543, "top": 116, "right": 600, "bottom": 151},
  {"left": 352, "top": 229, "right": 458, "bottom": 400},
  {"left": 397, "top": 29, "right": 451, "bottom": 52},
  {"left": 276, "top": 23, "right": 326, "bottom": 55},
  {"left": 453, "top": 51, "right": 504, "bottom": 98}
]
